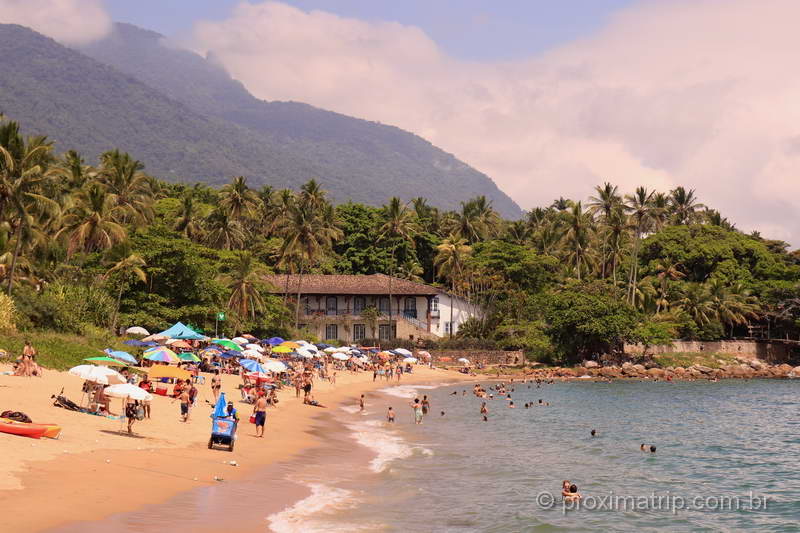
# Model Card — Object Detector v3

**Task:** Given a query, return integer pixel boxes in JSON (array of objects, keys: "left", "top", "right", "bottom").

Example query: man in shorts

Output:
[{"left": 253, "top": 394, "right": 267, "bottom": 437}]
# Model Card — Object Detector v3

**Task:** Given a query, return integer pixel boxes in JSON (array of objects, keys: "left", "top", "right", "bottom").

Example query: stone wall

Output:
[
  {"left": 624, "top": 340, "right": 796, "bottom": 364},
  {"left": 429, "top": 350, "right": 524, "bottom": 366}
]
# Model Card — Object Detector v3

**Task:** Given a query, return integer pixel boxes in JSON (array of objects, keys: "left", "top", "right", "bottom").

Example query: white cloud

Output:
[
  {"left": 188, "top": 0, "right": 800, "bottom": 245},
  {"left": 0, "top": 0, "right": 111, "bottom": 45}
]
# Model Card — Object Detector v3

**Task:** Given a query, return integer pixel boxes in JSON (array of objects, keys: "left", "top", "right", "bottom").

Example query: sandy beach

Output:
[{"left": 0, "top": 364, "right": 471, "bottom": 532}]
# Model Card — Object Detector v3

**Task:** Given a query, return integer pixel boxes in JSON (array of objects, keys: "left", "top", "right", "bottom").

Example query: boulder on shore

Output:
[{"left": 583, "top": 361, "right": 599, "bottom": 368}]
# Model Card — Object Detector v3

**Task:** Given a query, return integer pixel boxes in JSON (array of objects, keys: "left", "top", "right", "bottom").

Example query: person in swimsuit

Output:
[
  {"left": 387, "top": 407, "right": 395, "bottom": 423},
  {"left": 253, "top": 394, "right": 267, "bottom": 437},
  {"left": 411, "top": 398, "right": 423, "bottom": 424},
  {"left": 421, "top": 395, "right": 430, "bottom": 415},
  {"left": 359, "top": 394, "right": 365, "bottom": 412},
  {"left": 211, "top": 370, "right": 222, "bottom": 403},
  {"left": 178, "top": 388, "right": 190, "bottom": 422}
]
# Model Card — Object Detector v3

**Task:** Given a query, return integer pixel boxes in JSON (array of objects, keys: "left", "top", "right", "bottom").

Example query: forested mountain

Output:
[{"left": 0, "top": 23, "right": 520, "bottom": 217}]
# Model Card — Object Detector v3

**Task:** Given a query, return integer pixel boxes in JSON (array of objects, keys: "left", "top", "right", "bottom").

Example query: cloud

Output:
[
  {"left": 0, "top": 0, "right": 111, "bottom": 45},
  {"left": 191, "top": 1, "right": 799, "bottom": 245}
]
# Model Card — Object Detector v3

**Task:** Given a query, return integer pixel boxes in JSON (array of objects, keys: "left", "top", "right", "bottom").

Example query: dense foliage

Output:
[
  {"left": 0, "top": 22, "right": 519, "bottom": 217},
  {"left": 2, "top": 109, "right": 799, "bottom": 364}
]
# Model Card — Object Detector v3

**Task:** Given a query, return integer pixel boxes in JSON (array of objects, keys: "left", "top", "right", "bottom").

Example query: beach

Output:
[{"left": 0, "top": 364, "right": 471, "bottom": 532}]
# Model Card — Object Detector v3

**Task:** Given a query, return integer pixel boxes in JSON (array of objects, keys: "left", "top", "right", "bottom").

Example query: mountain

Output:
[{"left": 0, "top": 23, "right": 521, "bottom": 217}]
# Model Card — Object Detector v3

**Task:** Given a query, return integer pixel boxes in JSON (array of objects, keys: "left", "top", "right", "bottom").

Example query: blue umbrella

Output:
[
  {"left": 104, "top": 349, "right": 137, "bottom": 364},
  {"left": 143, "top": 341, "right": 159, "bottom": 347},
  {"left": 239, "top": 358, "right": 266, "bottom": 373},
  {"left": 211, "top": 392, "right": 228, "bottom": 418},
  {"left": 368, "top": 348, "right": 379, "bottom": 354},
  {"left": 219, "top": 350, "right": 241, "bottom": 359},
  {"left": 266, "top": 337, "right": 285, "bottom": 346},
  {"left": 316, "top": 343, "right": 332, "bottom": 349},
  {"left": 123, "top": 340, "right": 147, "bottom": 347}
]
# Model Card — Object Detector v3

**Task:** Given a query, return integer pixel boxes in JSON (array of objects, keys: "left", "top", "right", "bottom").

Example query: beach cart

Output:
[
  {"left": 208, "top": 416, "right": 237, "bottom": 451},
  {"left": 208, "top": 391, "right": 237, "bottom": 452}
]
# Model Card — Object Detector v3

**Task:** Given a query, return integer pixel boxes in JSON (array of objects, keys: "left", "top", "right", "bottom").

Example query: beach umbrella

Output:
[
  {"left": 245, "top": 371, "right": 272, "bottom": 382},
  {"left": 245, "top": 343, "right": 264, "bottom": 352},
  {"left": 84, "top": 356, "right": 126, "bottom": 366},
  {"left": 394, "top": 348, "right": 412, "bottom": 357},
  {"left": 242, "top": 334, "right": 257, "bottom": 341},
  {"left": 148, "top": 365, "right": 191, "bottom": 381},
  {"left": 104, "top": 383, "right": 153, "bottom": 402},
  {"left": 68, "top": 365, "right": 126, "bottom": 385},
  {"left": 212, "top": 392, "right": 228, "bottom": 418},
  {"left": 104, "top": 349, "right": 137, "bottom": 365},
  {"left": 272, "top": 345, "right": 293, "bottom": 354},
  {"left": 166, "top": 339, "right": 192, "bottom": 349},
  {"left": 125, "top": 326, "right": 149, "bottom": 336},
  {"left": 458, "top": 357, "right": 470, "bottom": 364},
  {"left": 241, "top": 349, "right": 263, "bottom": 359},
  {"left": 403, "top": 357, "right": 418, "bottom": 363},
  {"left": 368, "top": 348, "right": 379, "bottom": 354},
  {"left": 332, "top": 353, "right": 350, "bottom": 361},
  {"left": 266, "top": 337, "right": 285, "bottom": 346},
  {"left": 232, "top": 336, "right": 249, "bottom": 345},
  {"left": 316, "top": 342, "right": 332, "bottom": 349},
  {"left": 143, "top": 347, "right": 180, "bottom": 363},
  {"left": 263, "top": 360, "right": 288, "bottom": 373},
  {"left": 295, "top": 351, "right": 314, "bottom": 359},
  {"left": 280, "top": 341, "right": 301, "bottom": 349},
  {"left": 377, "top": 351, "right": 393, "bottom": 358},
  {"left": 141, "top": 334, "right": 168, "bottom": 343},
  {"left": 218, "top": 350, "right": 241, "bottom": 359},
  {"left": 212, "top": 339, "right": 242, "bottom": 351},
  {"left": 323, "top": 346, "right": 338, "bottom": 353},
  {"left": 123, "top": 339, "right": 148, "bottom": 347},
  {"left": 178, "top": 353, "right": 201, "bottom": 362},
  {"left": 239, "top": 358, "right": 266, "bottom": 373}
]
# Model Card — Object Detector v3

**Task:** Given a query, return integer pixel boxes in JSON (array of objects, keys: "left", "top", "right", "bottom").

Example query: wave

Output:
[
  {"left": 347, "top": 419, "right": 432, "bottom": 473},
  {"left": 339, "top": 404, "right": 362, "bottom": 415},
  {"left": 378, "top": 383, "right": 445, "bottom": 399},
  {"left": 267, "top": 482, "right": 371, "bottom": 533}
]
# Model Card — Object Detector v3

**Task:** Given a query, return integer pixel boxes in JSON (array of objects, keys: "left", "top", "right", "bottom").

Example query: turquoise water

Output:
[{"left": 312, "top": 379, "right": 800, "bottom": 532}]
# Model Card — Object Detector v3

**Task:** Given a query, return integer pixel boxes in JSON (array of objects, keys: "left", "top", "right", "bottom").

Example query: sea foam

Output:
[
  {"left": 267, "top": 482, "right": 369, "bottom": 533},
  {"left": 347, "top": 419, "right": 432, "bottom": 473}
]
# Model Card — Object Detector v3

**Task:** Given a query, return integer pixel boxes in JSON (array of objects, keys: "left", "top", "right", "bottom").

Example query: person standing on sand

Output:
[
  {"left": 411, "top": 398, "right": 423, "bottom": 424},
  {"left": 211, "top": 370, "right": 222, "bottom": 403},
  {"left": 359, "top": 394, "right": 365, "bottom": 412},
  {"left": 253, "top": 394, "right": 268, "bottom": 437},
  {"left": 178, "top": 388, "right": 190, "bottom": 422}
]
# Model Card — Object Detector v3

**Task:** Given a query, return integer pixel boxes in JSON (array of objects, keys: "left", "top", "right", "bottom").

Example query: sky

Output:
[{"left": 2, "top": 1, "right": 800, "bottom": 246}]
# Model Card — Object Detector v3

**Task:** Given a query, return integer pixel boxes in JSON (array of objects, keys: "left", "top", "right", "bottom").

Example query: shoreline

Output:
[{"left": 0, "top": 365, "right": 471, "bottom": 532}]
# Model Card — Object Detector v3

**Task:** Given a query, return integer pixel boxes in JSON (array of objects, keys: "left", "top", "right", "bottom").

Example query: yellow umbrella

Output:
[
  {"left": 147, "top": 365, "right": 191, "bottom": 381},
  {"left": 272, "top": 345, "right": 293, "bottom": 353},
  {"left": 280, "top": 341, "right": 301, "bottom": 349}
]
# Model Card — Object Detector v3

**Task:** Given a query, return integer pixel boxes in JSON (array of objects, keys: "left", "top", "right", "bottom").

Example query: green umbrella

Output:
[
  {"left": 212, "top": 339, "right": 242, "bottom": 351},
  {"left": 84, "top": 356, "right": 126, "bottom": 367},
  {"left": 178, "top": 352, "right": 201, "bottom": 362}
]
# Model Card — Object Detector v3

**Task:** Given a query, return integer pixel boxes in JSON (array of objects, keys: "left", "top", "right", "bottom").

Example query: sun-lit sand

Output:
[{"left": 0, "top": 363, "right": 470, "bottom": 531}]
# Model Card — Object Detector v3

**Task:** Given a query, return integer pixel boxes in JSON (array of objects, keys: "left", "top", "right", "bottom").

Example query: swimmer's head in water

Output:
[
  {"left": 591, "top": 429, "right": 596, "bottom": 436},
  {"left": 441, "top": 411, "right": 445, "bottom": 416},
  {"left": 570, "top": 484, "right": 578, "bottom": 493},
  {"left": 650, "top": 445, "right": 656, "bottom": 453}
]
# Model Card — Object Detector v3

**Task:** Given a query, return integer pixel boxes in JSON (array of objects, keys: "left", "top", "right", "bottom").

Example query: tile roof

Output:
[{"left": 263, "top": 274, "right": 441, "bottom": 296}]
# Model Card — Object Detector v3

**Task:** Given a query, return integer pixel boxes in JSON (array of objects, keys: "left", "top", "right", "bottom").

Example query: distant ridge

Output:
[{"left": 0, "top": 23, "right": 521, "bottom": 217}]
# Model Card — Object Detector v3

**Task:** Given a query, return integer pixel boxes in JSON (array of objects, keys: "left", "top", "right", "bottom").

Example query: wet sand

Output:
[{"left": 0, "top": 364, "right": 470, "bottom": 532}]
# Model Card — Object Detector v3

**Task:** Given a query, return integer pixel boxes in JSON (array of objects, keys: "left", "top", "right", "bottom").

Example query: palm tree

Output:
[
  {"left": 603, "top": 206, "right": 627, "bottom": 285},
  {"left": 434, "top": 236, "right": 472, "bottom": 338},
  {"left": 277, "top": 198, "right": 342, "bottom": 328},
  {"left": 624, "top": 187, "right": 654, "bottom": 304},
  {"left": 204, "top": 208, "right": 247, "bottom": 250},
  {"left": 222, "top": 252, "right": 266, "bottom": 320},
  {"left": 650, "top": 192, "right": 669, "bottom": 231},
  {"left": 98, "top": 149, "right": 153, "bottom": 226},
  {"left": 174, "top": 192, "right": 204, "bottom": 241},
  {"left": 503, "top": 219, "right": 530, "bottom": 245},
  {"left": 707, "top": 279, "right": 760, "bottom": 337},
  {"left": 705, "top": 209, "right": 736, "bottom": 231},
  {"left": 588, "top": 183, "right": 621, "bottom": 277},
  {"left": 669, "top": 186, "right": 705, "bottom": 225},
  {"left": 219, "top": 176, "right": 260, "bottom": 220},
  {"left": 57, "top": 183, "right": 128, "bottom": 256},
  {"left": 676, "top": 283, "right": 714, "bottom": 326},
  {"left": 653, "top": 260, "right": 685, "bottom": 313},
  {"left": 379, "top": 197, "right": 418, "bottom": 337},
  {"left": 103, "top": 250, "right": 146, "bottom": 333},
  {"left": 561, "top": 202, "right": 594, "bottom": 280},
  {"left": 551, "top": 197, "right": 573, "bottom": 211}
]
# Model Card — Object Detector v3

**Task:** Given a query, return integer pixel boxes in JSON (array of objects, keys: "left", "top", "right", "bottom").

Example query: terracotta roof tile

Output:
[{"left": 264, "top": 274, "right": 441, "bottom": 296}]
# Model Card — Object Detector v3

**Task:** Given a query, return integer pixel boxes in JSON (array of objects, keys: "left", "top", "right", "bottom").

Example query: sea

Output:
[{"left": 53, "top": 378, "right": 800, "bottom": 532}]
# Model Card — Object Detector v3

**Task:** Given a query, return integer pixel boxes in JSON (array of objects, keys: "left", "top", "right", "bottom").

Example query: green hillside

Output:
[{"left": 0, "top": 23, "right": 521, "bottom": 217}]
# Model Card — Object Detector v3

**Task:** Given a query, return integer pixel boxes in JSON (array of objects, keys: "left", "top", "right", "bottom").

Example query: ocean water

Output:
[
  {"left": 302, "top": 379, "right": 800, "bottom": 532},
  {"left": 51, "top": 379, "right": 800, "bottom": 532}
]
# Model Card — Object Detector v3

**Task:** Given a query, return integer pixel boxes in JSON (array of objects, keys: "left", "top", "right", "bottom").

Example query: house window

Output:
[
  {"left": 430, "top": 297, "right": 439, "bottom": 312},
  {"left": 325, "top": 324, "right": 338, "bottom": 340},
  {"left": 403, "top": 297, "right": 417, "bottom": 319},
  {"left": 354, "top": 296, "right": 366, "bottom": 314},
  {"left": 301, "top": 297, "right": 311, "bottom": 315},
  {"left": 444, "top": 321, "right": 452, "bottom": 335},
  {"left": 378, "top": 324, "right": 396, "bottom": 340},
  {"left": 353, "top": 324, "right": 366, "bottom": 342},
  {"left": 326, "top": 296, "right": 338, "bottom": 316},
  {"left": 378, "top": 297, "right": 390, "bottom": 315}
]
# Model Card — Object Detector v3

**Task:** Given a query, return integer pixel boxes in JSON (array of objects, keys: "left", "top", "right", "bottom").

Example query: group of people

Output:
[{"left": 12, "top": 341, "right": 42, "bottom": 377}]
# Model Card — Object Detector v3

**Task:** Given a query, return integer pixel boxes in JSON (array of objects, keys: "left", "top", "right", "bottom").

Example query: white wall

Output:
[{"left": 429, "top": 293, "right": 477, "bottom": 337}]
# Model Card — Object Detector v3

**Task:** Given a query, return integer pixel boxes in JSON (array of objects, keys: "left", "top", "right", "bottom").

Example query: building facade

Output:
[{"left": 265, "top": 274, "right": 478, "bottom": 343}]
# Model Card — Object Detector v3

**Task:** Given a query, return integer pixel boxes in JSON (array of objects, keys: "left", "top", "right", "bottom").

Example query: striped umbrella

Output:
[
  {"left": 143, "top": 347, "right": 180, "bottom": 363},
  {"left": 178, "top": 352, "right": 201, "bottom": 362}
]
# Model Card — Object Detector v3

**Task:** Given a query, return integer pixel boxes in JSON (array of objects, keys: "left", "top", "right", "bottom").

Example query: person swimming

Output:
[
  {"left": 650, "top": 445, "right": 656, "bottom": 453},
  {"left": 509, "top": 401, "right": 515, "bottom": 408},
  {"left": 591, "top": 429, "right": 596, "bottom": 437},
  {"left": 640, "top": 443, "right": 646, "bottom": 451},
  {"left": 565, "top": 484, "right": 581, "bottom": 501}
]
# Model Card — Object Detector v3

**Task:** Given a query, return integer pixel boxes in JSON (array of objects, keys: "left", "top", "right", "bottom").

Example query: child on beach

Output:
[
  {"left": 359, "top": 394, "right": 365, "bottom": 412},
  {"left": 411, "top": 398, "right": 423, "bottom": 424},
  {"left": 387, "top": 407, "right": 395, "bottom": 423}
]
